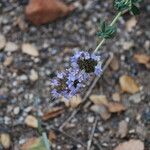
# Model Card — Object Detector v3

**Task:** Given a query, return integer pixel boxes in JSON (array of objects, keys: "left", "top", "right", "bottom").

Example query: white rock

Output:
[
  {"left": 4, "top": 116, "right": 11, "bottom": 125},
  {"left": 118, "top": 120, "right": 128, "bottom": 138},
  {"left": 90, "top": 105, "right": 111, "bottom": 120},
  {"left": 129, "top": 93, "right": 141, "bottom": 103},
  {"left": 29, "top": 69, "right": 38, "bottom": 81},
  {"left": 3, "top": 56, "right": 13, "bottom": 66},
  {"left": 0, "top": 34, "right": 6, "bottom": 50},
  {"left": 98, "top": 126, "right": 105, "bottom": 132},
  {"left": 5, "top": 42, "right": 19, "bottom": 52},
  {"left": 87, "top": 116, "right": 95, "bottom": 123},
  {"left": 22, "top": 43, "right": 39, "bottom": 57},
  {"left": 25, "top": 115, "right": 38, "bottom": 128},
  {"left": 144, "top": 40, "right": 150, "bottom": 50},
  {"left": 19, "top": 139, "right": 26, "bottom": 145},
  {"left": 17, "top": 75, "right": 28, "bottom": 81},
  {"left": 13, "top": 107, "right": 20, "bottom": 115},
  {"left": 126, "top": 17, "right": 137, "bottom": 32},
  {"left": 24, "top": 106, "right": 33, "bottom": 113},
  {"left": 122, "top": 41, "right": 134, "bottom": 50},
  {"left": 112, "top": 93, "right": 121, "bottom": 102},
  {"left": 0, "top": 133, "right": 11, "bottom": 149}
]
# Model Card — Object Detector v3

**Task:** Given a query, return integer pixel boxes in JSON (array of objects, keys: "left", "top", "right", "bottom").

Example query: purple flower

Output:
[
  {"left": 50, "top": 69, "right": 87, "bottom": 99},
  {"left": 71, "top": 51, "right": 103, "bottom": 76},
  {"left": 50, "top": 71, "right": 68, "bottom": 98},
  {"left": 50, "top": 51, "right": 104, "bottom": 99},
  {"left": 67, "top": 68, "right": 88, "bottom": 95},
  {"left": 94, "top": 64, "right": 102, "bottom": 75}
]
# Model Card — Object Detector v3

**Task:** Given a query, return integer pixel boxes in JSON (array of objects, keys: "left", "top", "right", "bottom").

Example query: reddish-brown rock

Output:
[{"left": 25, "top": 0, "right": 75, "bottom": 25}]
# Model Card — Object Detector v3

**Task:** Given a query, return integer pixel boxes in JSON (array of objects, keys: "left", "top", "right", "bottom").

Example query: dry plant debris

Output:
[
  {"left": 21, "top": 137, "right": 47, "bottom": 150},
  {"left": 42, "top": 106, "right": 65, "bottom": 121},
  {"left": 114, "top": 139, "right": 144, "bottom": 150},
  {"left": 48, "top": 130, "right": 57, "bottom": 142},
  {"left": 119, "top": 75, "right": 140, "bottom": 94},
  {"left": 90, "top": 94, "right": 108, "bottom": 105},
  {"left": 107, "top": 102, "right": 126, "bottom": 113},
  {"left": 25, "top": 0, "right": 75, "bottom": 25},
  {"left": 62, "top": 95, "right": 82, "bottom": 108},
  {"left": 134, "top": 53, "right": 150, "bottom": 65}
]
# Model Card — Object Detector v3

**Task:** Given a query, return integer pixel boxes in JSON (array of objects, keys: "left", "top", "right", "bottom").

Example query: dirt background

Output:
[{"left": 0, "top": 0, "right": 150, "bottom": 150}]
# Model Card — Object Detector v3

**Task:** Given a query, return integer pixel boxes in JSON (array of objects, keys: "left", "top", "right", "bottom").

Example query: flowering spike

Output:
[
  {"left": 50, "top": 0, "right": 141, "bottom": 99},
  {"left": 71, "top": 51, "right": 102, "bottom": 75}
]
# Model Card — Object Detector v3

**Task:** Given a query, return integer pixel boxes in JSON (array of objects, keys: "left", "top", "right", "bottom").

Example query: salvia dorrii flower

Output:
[
  {"left": 51, "top": 68, "right": 89, "bottom": 98},
  {"left": 50, "top": 0, "right": 142, "bottom": 99},
  {"left": 51, "top": 51, "right": 103, "bottom": 98},
  {"left": 71, "top": 51, "right": 102, "bottom": 76}
]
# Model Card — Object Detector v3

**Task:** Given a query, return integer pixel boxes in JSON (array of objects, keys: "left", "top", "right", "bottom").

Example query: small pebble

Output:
[
  {"left": 3, "top": 56, "right": 13, "bottom": 66},
  {"left": 25, "top": 115, "right": 38, "bottom": 128},
  {"left": 29, "top": 69, "right": 38, "bottom": 81},
  {"left": 5, "top": 42, "right": 18, "bottom": 52},
  {"left": 0, "top": 133, "right": 11, "bottom": 149},
  {"left": 13, "top": 107, "right": 20, "bottom": 115},
  {"left": 0, "top": 34, "right": 6, "bottom": 50},
  {"left": 4, "top": 116, "right": 11, "bottom": 125},
  {"left": 22, "top": 43, "right": 39, "bottom": 57},
  {"left": 118, "top": 120, "right": 128, "bottom": 138},
  {"left": 129, "top": 93, "right": 141, "bottom": 103},
  {"left": 112, "top": 93, "right": 121, "bottom": 102},
  {"left": 98, "top": 126, "right": 105, "bottom": 133},
  {"left": 122, "top": 41, "right": 134, "bottom": 50},
  {"left": 87, "top": 116, "right": 95, "bottom": 123},
  {"left": 24, "top": 106, "right": 33, "bottom": 113},
  {"left": 17, "top": 75, "right": 28, "bottom": 81}
]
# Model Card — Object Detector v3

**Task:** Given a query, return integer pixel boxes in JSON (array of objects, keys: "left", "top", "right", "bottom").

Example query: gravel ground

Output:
[{"left": 0, "top": 0, "right": 150, "bottom": 150}]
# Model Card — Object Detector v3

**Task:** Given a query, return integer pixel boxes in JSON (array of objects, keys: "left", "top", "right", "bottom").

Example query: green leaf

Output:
[
  {"left": 131, "top": 4, "right": 140, "bottom": 15},
  {"left": 114, "top": 0, "right": 131, "bottom": 11},
  {"left": 114, "top": 0, "right": 142, "bottom": 12},
  {"left": 97, "top": 24, "right": 117, "bottom": 39},
  {"left": 29, "top": 137, "right": 48, "bottom": 150},
  {"left": 101, "top": 21, "right": 106, "bottom": 33},
  {"left": 131, "top": 0, "right": 143, "bottom": 3}
]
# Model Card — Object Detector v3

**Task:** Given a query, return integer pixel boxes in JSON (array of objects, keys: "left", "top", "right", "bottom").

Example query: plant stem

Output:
[
  {"left": 94, "top": 11, "right": 122, "bottom": 53},
  {"left": 94, "top": 39, "right": 105, "bottom": 53},
  {"left": 110, "top": 11, "right": 122, "bottom": 26},
  {"left": 42, "top": 132, "right": 51, "bottom": 150},
  {"left": 35, "top": 96, "right": 51, "bottom": 150}
]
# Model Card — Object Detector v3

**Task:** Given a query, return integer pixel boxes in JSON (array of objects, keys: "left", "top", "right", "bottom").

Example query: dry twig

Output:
[{"left": 87, "top": 116, "right": 98, "bottom": 150}]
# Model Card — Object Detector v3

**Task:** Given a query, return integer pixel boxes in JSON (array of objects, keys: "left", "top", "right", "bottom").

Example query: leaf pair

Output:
[
  {"left": 130, "top": 4, "right": 140, "bottom": 15},
  {"left": 114, "top": 0, "right": 141, "bottom": 15},
  {"left": 97, "top": 21, "right": 117, "bottom": 39}
]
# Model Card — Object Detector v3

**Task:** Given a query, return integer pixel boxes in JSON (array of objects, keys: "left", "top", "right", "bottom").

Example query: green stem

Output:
[
  {"left": 42, "top": 132, "right": 51, "bottom": 150},
  {"left": 110, "top": 11, "right": 122, "bottom": 26},
  {"left": 35, "top": 97, "right": 51, "bottom": 150},
  {"left": 94, "top": 39, "right": 106, "bottom": 53},
  {"left": 94, "top": 11, "right": 122, "bottom": 53}
]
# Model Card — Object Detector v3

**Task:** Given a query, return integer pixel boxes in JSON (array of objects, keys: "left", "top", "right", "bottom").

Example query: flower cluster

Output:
[
  {"left": 51, "top": 51, "right": 103, "bottom": 98},
  {"left": 71, "top": 51, "right": 102, "bottom": 76}
]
